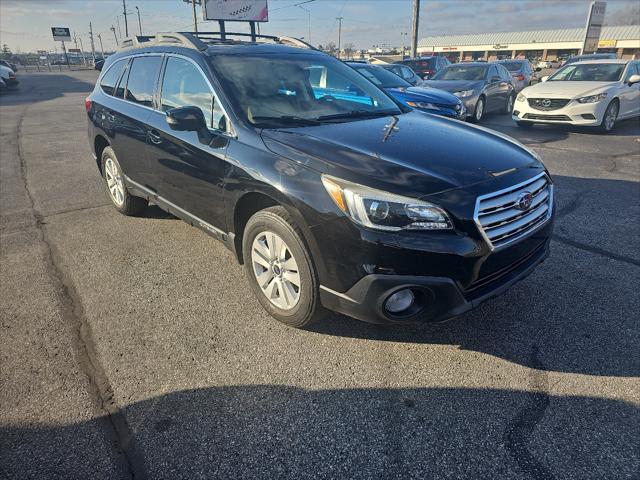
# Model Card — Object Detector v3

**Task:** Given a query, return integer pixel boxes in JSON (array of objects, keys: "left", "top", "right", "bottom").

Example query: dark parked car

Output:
[
  {"left": 347, "top": 62, "right": 465, "bottom": 119},
  {"left": 0, "top": 59, "right": 18, "bottom": 72},
  {"left": 496, "top": 59, "right": 538, "bottom": 91},
  {"left": 86, "top": 32, "right": 554, "bottom": 328},
  {"left": 562, "top": 53, "right": 617, "bottom": 66},
  {"left": 424, "top": 62, "right": 516, "bottom": 122},
  {"left": 379, "top": 63, "right": 424, "bottom": 86},
  {"left": 394, "top": 56, "right": 450, "bottom": 79}
]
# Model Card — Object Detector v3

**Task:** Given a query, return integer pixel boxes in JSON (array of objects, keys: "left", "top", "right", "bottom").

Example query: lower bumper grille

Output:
[
  {"left": 523, "top": 113, "right": 571, "bottom": 121},
  {"left": 474, "top": 172, "right": 553, "bottom": 250}
]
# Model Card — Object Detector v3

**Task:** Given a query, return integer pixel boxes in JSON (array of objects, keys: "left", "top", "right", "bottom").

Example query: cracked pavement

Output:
[{"left": 1, "top": 71, "right": 639, "bottom": 480}]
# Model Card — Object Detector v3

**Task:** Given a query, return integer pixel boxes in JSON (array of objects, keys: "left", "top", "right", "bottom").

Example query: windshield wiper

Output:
[
  {"left": 251, "top": 115, "right": 321, "bottom": 127},
  {"left": 316, "top": 109, "right": 400, "bottom": 122}
]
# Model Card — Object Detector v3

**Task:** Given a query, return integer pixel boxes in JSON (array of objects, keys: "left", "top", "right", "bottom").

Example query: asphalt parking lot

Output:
[{"left": 1, "top": 71, "right": 638, "bottom": 480}]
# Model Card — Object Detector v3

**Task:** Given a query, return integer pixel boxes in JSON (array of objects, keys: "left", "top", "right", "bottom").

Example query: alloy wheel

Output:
[
  {"left": 604, "top": 103, "right": 618, "bottom": 131},
  {"left": 475, "top": 98, "right": 484, "bottom": 121},
  {"left": 104, "top": 158, "right": 125, "bottom": 207},
  {"left": 251, "top": 231, "right": 301, "bottom": 310}
]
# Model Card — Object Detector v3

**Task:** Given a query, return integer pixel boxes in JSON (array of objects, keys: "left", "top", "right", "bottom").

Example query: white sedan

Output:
[{"left": 513, "top": 59, "right": 640, "bottom": 133}]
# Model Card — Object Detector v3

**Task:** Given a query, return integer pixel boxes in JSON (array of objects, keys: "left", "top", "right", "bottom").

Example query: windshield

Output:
[
  {"left": 500, "top": 62, "right": 524, "bottom": 72},
  {"left": 549, "top": 63, "right": 625, "bottom": 82},
  {"left": 431, "top": 65, "right": 487, "bottom": 81},
  {"left": 352, "top": 65, "right": 410, "bottom": 88},
  {"left": 209, "top": 53, "right": 402, "bottom": 128}
]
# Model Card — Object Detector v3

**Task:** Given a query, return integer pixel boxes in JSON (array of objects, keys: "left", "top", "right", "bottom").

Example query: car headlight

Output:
[
  {"left": 406, "top": 101, "right": 440, "bottom": 110},
  {"left": 453, "top": 90, "right": 474, "bottom": 98},
  {"left": 576, "top": 92, "right": 608, "bottom": 103},
  {"left": 322, "top": 175, "right": 452, "bottom": 231},
  {"left": 516, "top": 93, "right": 526, "bottom": 102}
]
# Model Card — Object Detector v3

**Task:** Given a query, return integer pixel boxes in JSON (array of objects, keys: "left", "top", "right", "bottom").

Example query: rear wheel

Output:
[
  {"left": 243, "top": 206, "right": 325, "bottom": 328},
  {"left": 101, "top": 147, "right": 147, "bottom": 215},
  {"left": 471, "top": 96, "right": 485, "bottom": 123},
  {"left": 599, "top": 100, "right": 619, "bottom": 133}
]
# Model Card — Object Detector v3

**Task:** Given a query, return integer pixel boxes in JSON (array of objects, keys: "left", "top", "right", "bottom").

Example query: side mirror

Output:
[
  {"left": 535, "top": 67, "right": 542, "bottom": 72},
  {"left": 628, "top": 74, "right": 640, "bottom": 85},
  {"left": 94, "top": 60, "right": 104, "bottom": 71},
  {"left": 541, "top": 76, "right": 549, "bottom": 82},
  {"left": 166, "top": 106, "right": 212, "bottom": 144},
  {"left": 490, "top": 76, "right": 501, "bottom": 83}
]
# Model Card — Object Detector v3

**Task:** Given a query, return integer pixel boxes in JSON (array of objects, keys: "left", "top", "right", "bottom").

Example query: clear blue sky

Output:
[{"left": 1, "top": 0, "right": 638, "bottom": 53}]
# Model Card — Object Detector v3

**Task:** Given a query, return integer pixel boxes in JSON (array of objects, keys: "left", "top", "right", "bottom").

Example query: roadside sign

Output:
[
  {"left": 37, "top": 50, "right": 48, "bottom": 55},
  {"left": 202, "top": 0, "right": 268, "bottom": 22},
  {"left": 598, "top": 39, "right": 616, "bottom": 48},
  {"left": 582, "top": 1, "right": 606, "bottom": 54},
  {"left": 68, "top": 48, "right": 81, "bottom": 53},
  {"left": 51, "top": 27, "right": 71, "bottom": 42}
]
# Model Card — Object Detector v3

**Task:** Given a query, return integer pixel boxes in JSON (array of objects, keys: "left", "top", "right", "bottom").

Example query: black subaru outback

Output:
[{"left": 86, "top": 32, "right": 554, "bottom": 328}]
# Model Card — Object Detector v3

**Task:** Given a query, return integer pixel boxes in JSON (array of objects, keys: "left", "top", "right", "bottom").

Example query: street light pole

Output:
[
  {"left": 410, "top": 0, "right": 420, "bottom": 58},
  {"left": 336, "top": 16, "right": 343, "bottom": 58},
  {"left": 123, "top": 0, "right": 129, "bottom": 37},
  {"left": 97, "top": 33, "right": 105, "bottom": 58},
  {"left": 136, "top": 6, "right": 142, "bottom": 35},
  {"left": 299, "top": 5, "right": 311, "bottom": 44},
  {"left": 111, "top": 25, "right": 119, "bottom": 46}
]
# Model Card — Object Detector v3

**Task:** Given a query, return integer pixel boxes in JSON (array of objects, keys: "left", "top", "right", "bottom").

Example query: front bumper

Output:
[
  {"left": 320, "top": 237, "right": 550, "bottom": 324},
  {"left": 513, "top": 97, "right": 608, "bottom": 126}
]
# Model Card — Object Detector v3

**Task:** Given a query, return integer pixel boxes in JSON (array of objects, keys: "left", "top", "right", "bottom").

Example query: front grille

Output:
[
  {"left": 527, "top": 98, "right": 570, "bottom": 111},
  {"left": 523, "top": 113, "right": 571, "bottom": 121},
  {"left": 474, "top": 173, "right": 553, "bottom": 250}
]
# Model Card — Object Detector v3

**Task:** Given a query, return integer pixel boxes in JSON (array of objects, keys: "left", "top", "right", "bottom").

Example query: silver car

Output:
[
  {"left": 424, "top": 62, "right": 516, "bottom": 122},
  {"left": 497, "top": 59, "right": 539, "bottom": 92}
]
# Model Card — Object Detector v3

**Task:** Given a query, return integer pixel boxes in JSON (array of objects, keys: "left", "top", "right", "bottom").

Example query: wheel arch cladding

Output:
[
  {"left": 232, "top": 192, "right": 280, "bottom": 264},
  {"left": 94, "top": 135, "right": 110, "bottom": 174}
]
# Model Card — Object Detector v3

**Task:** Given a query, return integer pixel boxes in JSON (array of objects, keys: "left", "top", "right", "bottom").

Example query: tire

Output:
[
  {"left": 599, "top": 100, "right": 619, "bottom": 133},
  {"left": 503, "top": 93, "right": 515, "bottom": 114},
  {"left": 516, "top": 121, "right": 533, "bottom": 128},
  {"left": 471, "top": 96, "right": 485, "bottom": 123},
  {"left": 242, "top": 206, "right": 326, "bottom": 328},
  {"left": 101, "top": 146, "right": 148, "bottom": 215}
]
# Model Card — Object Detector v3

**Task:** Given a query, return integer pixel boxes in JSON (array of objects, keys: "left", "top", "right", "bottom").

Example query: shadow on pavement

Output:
[{"left": 0, "top": 384, "right": 637, "bottom": 480}]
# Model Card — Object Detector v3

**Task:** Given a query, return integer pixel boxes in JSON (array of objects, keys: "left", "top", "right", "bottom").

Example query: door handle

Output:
[{"left": 148, "top": 130, "right": 162, "bottom": 144}]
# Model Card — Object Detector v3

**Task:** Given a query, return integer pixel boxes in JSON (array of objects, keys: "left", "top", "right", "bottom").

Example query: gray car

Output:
[
  {"left": 379, "top": 63, "right": 424, "bottom": 86},
  {"left": 496, "top": 59, "right": 538, "bottom": 92},
  {"left": 424, "top": 62, "right": 516, "bottom": 122}
]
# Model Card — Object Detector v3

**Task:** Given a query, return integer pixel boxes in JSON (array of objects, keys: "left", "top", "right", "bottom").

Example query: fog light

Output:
[{"left": 385, "top": 289, "right": 415, "bottom": 314}]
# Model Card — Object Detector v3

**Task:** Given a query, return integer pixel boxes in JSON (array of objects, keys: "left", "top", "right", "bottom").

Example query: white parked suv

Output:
[{"left": 513, "top": 59, "right": 640, "bottom": 132}]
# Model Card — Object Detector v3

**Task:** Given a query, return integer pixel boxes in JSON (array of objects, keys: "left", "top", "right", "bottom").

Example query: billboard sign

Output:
[
  {"left": 582, "top": 1, "right": 606, "bottom": 54},
  {"left": 203, "top": 0, "right": 268, "bottom": 22},
  {"left": 51, "top": 27, "right": 71, "bottom": 42}
]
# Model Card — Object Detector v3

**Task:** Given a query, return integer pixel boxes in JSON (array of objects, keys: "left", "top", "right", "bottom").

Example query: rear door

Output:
[
  {"left": 111, "top": 55, "right": 163, "bottom": 188},
  {"left": 485, "top": 65, "right": 502, "bottom": 111},
  {"left": 145, "top": 54, "right": 231, "bottom": 230}
]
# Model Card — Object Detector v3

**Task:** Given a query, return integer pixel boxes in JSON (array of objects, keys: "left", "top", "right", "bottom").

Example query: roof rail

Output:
[{"left": 118, "top": 31, "right": 316, "bottom": 51}]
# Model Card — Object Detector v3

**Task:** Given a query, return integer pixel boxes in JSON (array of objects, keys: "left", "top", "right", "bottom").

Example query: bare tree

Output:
[
  {"left": 343, "top": 42, "right": 355, "bottom": 60},
  {"left": 325, "top": 41, "right": 337, "bottom": 57}
]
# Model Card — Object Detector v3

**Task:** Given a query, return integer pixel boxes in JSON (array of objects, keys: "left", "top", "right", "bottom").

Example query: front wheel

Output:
[
  {"left": 471, "top": 96, "right": 485, "bottom": 123},
  {"left": 599, "top": 100, "right": 619, "bottom": 133},
  {"left": 243, "top": 206, "right": 326, "bottom": 328},
  {"left": 503, "top": 93, "right": 515, "bottom": 114}
]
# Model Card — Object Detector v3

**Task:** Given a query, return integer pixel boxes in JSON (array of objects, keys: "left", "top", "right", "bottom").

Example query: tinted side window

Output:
[
  {"left": 160, "top": 56, "right": 219, "bottom": 128},
  {"left": 100, "top": 59, "right": 126, "bottom": 96},
  {"left": 401, "top": 67, "right": 414, "bottom": 79},
  {"left": 499, "top": 66, "right": 511, "bottom": 80},
  {"left": 624, "top": 63, "right": 639, "bottom": 81},
  {"left": 489, "top": 66, "right": 499, "bottom": 80},
  {"left": 124, "top": 56, "right": 162, "bottom": 108}
]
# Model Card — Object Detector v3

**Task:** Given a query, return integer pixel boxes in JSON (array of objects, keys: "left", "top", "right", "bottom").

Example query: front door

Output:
[{"left": 146, "top": 55, "right": 232, "bottom": 231}]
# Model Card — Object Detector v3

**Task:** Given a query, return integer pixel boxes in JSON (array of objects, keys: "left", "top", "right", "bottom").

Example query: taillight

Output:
[
  {"left": 84, "top": 97, "right": 92, "bottom": 112},
  {"left": 513, "top": 74, "right": 525, "bottom": 81}
]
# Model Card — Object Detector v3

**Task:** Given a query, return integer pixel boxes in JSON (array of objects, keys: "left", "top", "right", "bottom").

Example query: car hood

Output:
[
  {"left": 523, "top": 81, "right": 615, "bottom": 97},
  {"left": 423, "top": 80, "right": 484, "bottom": 93},
  {"left": 261, "top": 111, "right": 541, "bottom": 198},
  {"left": 385, "top": 86, "right": 460, "bottom": 105}
]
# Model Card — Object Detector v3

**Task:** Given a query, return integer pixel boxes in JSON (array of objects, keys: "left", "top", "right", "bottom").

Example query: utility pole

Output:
[
  {"left": 410, "top": 0, "right": 420, "bottom": 59},
  {"left": 89, "top": 22, "right": 96, "bottom": 63},
  {"left": 78, "top": 37, "right": 87, "bottom": 67},
  {"left": 192, "top": 0, "right": 199, "bottom": 33},
  {"left": 123, "top": 0, "right": 129, "bottom": 37},
  {"left": 97, "top": 33, "right": 105, "bottom": 59},
  {"left": 336, "top": 17, "right": 343, "bottom": 58},
  {"left": 117, "top": 16, "right": 122, "bottom": 39},
  {"left": 135, "top": 6, "right": 142, "bottom": 35},
  {"left": 111, "top": 25, "right": 119, "bottom": 46}
]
